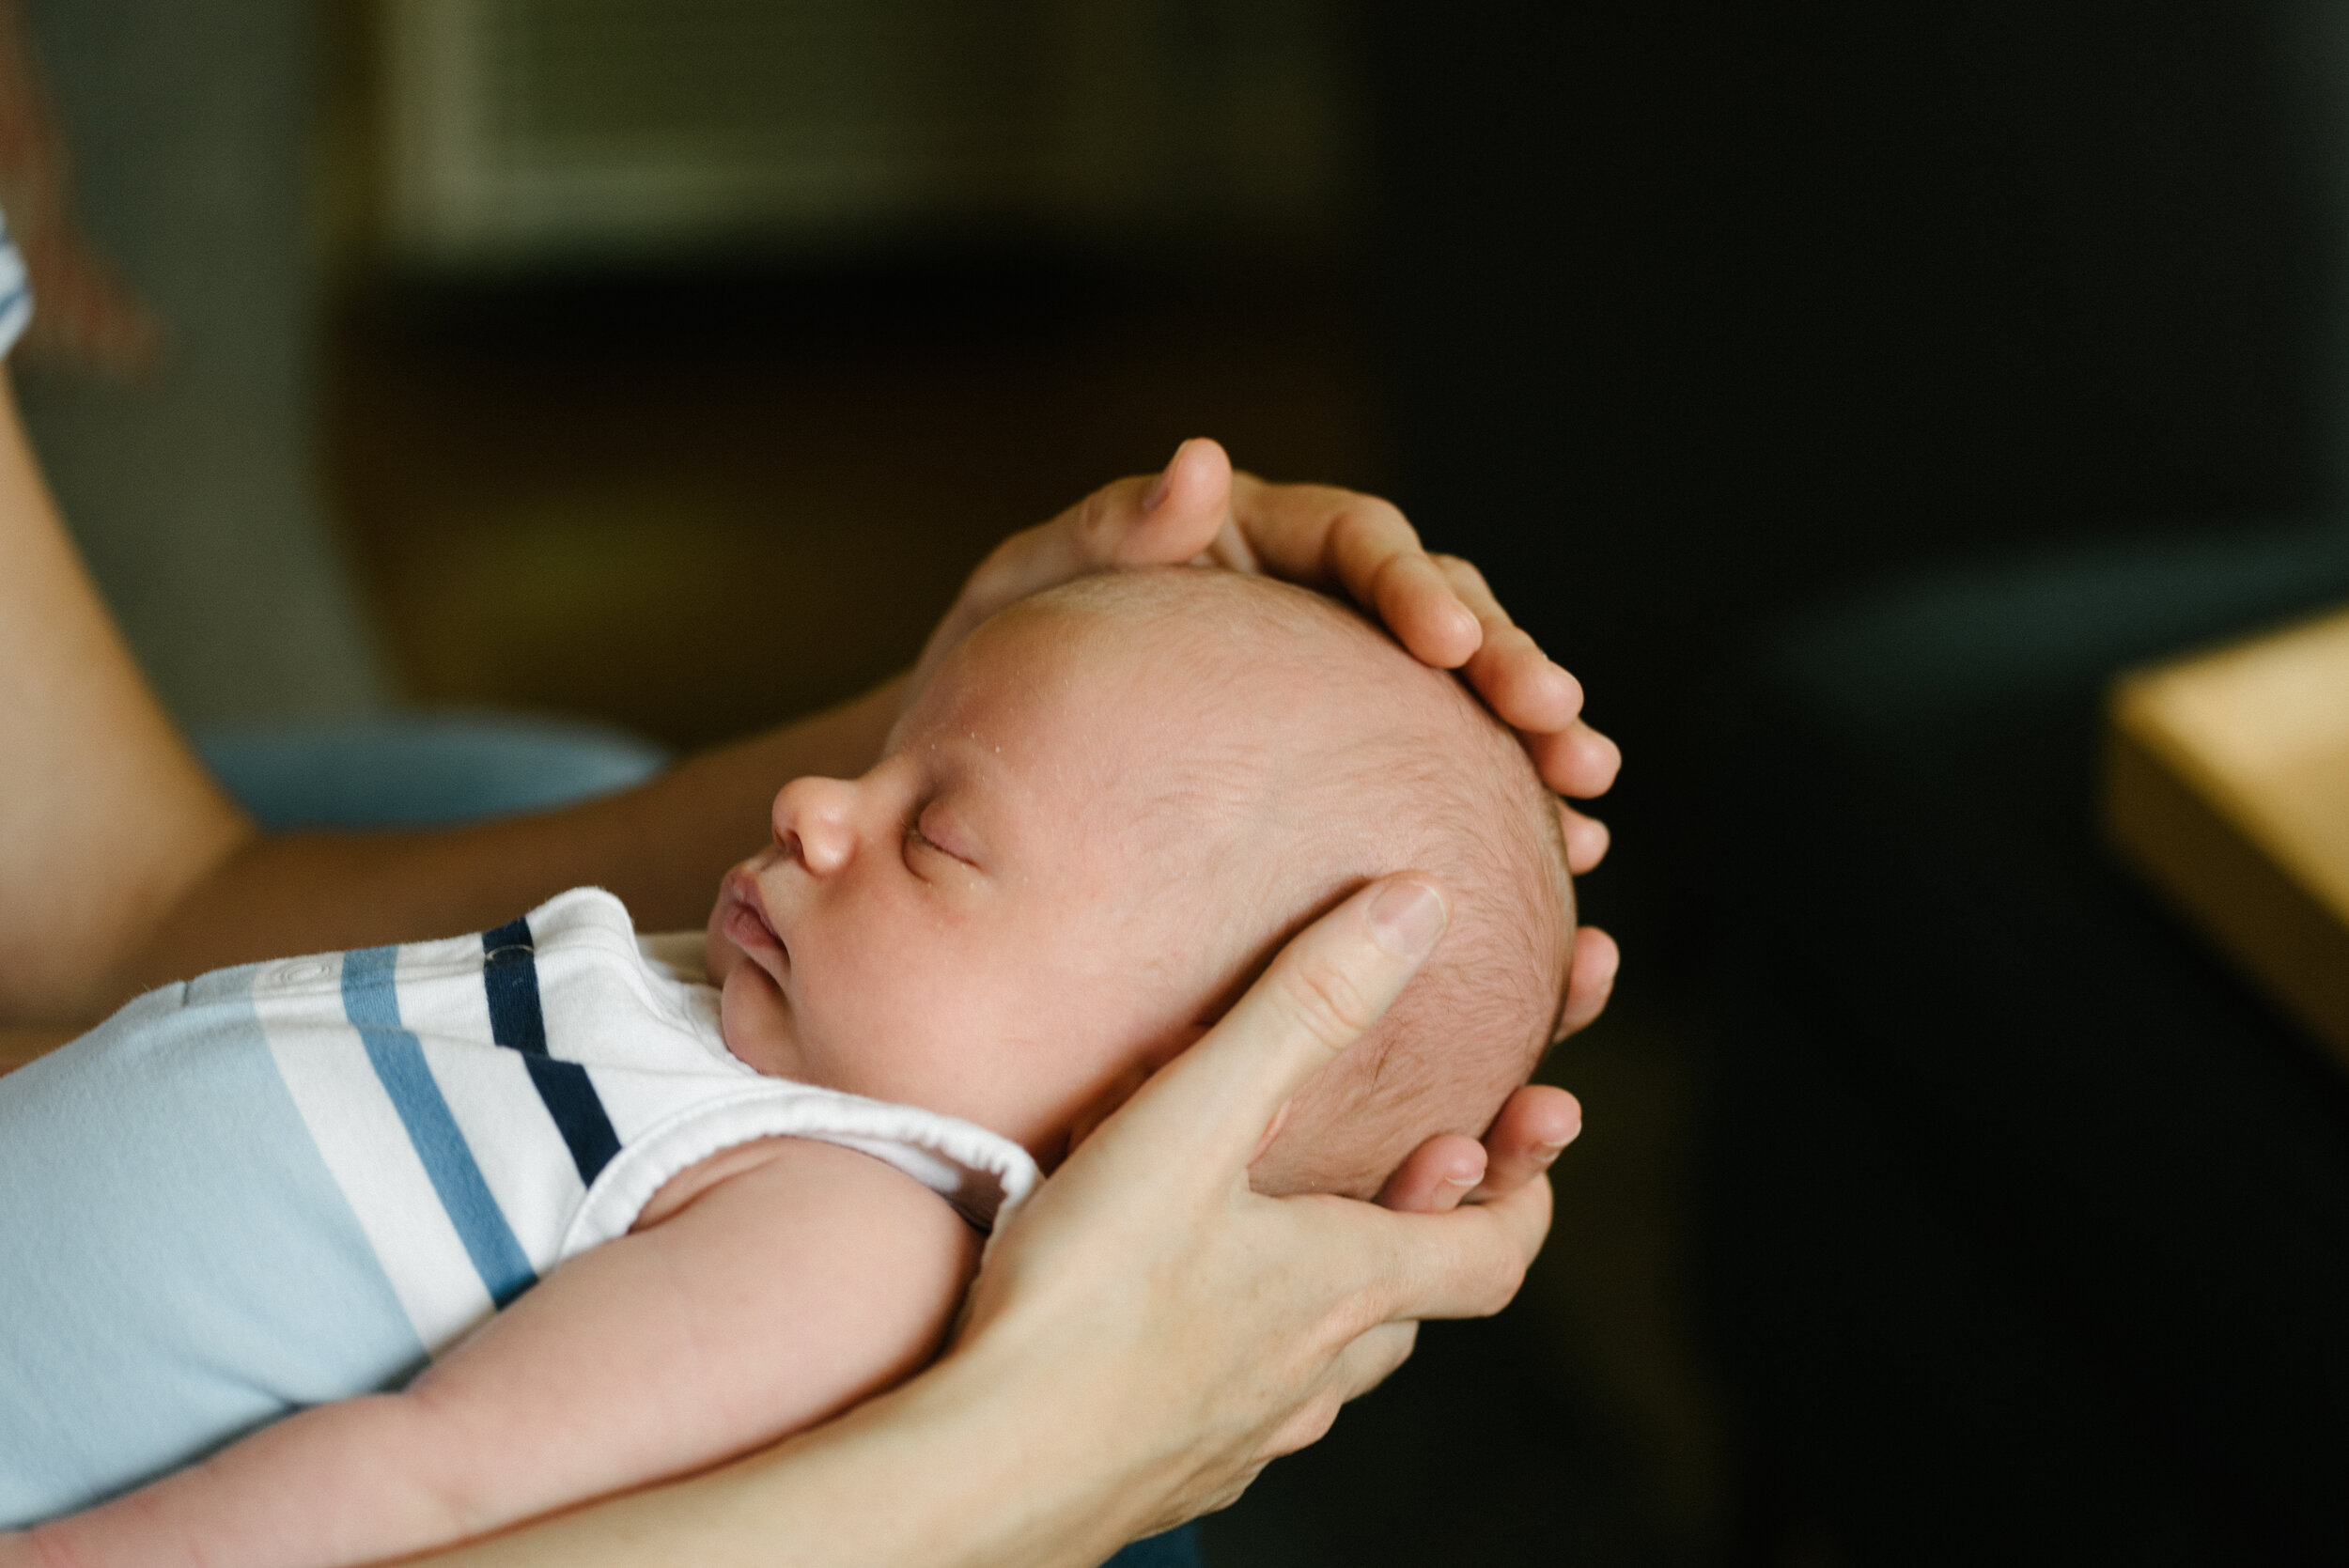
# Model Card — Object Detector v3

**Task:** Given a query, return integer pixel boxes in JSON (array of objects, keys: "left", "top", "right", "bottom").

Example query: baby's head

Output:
[{"left": 706, "top": 567, "right": 1572, "bottom": 1197}]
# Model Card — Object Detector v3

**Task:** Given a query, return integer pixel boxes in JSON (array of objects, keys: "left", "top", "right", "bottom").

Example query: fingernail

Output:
[
  {"left": 1532, "top": 1140, "right": 1570, "bottom": 1168},
  {"left": 1143, "top": 442, "right": 1188, "bottom": 513},
  {"left": 1367, "top": 879, "right": 1446, "bottom": 957}
]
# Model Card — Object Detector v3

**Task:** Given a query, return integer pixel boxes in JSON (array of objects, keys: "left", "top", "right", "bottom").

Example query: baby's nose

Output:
[{"left": 770, "top": 776, "right": 860, "bottom": 875}]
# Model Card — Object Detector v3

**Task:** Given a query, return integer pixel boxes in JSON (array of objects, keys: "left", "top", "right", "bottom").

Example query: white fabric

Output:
[{"left": 254, "top": 887, "right": 1039, "bottom": 1355}]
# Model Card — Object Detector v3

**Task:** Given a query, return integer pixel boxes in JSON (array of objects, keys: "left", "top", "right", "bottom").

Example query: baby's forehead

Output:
[{"left": 961, "top": 571, "right": 1468, "bottom": 822}]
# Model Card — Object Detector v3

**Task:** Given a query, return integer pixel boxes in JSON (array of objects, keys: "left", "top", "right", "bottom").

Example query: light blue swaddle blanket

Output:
[
  {"left": 0, "top": 210, "right": 421, "bottom": 1522},
  {"left": 0, "top": 970, "right": 430, "bottom": 1525}
]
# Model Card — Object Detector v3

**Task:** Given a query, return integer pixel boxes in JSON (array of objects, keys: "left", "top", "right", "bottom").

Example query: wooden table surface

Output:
[{"left": 2107, "top": 604, "right": 2349, "bottom": 1066}]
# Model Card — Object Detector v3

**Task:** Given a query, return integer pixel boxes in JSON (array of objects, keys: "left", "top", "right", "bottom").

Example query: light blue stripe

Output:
[
  {"left": 341, "top": 947, "right": 537, "bottom": 1307},
  {"left": 0, "top": 970, "right": 424, "bottom": 1525},
  {"left": 0, "top": 285, "right": 25, "bottom": 361}
]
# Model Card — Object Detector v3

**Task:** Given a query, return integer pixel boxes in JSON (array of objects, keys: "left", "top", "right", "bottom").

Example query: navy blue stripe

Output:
[
  {"left": 481, "top": 918, "right": 547, "bottom": 1054},
  {"left": 343, "top": 946, "right": 537, "bottom": 1308},
  {"left": 482, "top": 918, "right": 621, "bottom": 1186}
]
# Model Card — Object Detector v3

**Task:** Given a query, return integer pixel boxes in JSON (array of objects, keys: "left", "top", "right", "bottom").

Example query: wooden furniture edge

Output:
[{"left": 2103, "top": 687, "right": 2349, "bottom": 1069}]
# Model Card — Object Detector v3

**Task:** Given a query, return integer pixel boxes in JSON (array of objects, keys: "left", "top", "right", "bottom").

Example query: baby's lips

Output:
[{"left": 720, "top": 870, "right": 788, "bottom": 960}]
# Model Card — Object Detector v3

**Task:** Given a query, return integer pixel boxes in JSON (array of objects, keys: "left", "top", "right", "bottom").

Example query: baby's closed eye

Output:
[{"left": 908, "top": 803, "right": 978, "bottom": 869}]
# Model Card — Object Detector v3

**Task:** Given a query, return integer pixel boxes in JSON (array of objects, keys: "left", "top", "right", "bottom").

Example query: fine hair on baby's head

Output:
[{"left": 998, "top": 567, "right": 1575, "bottom": 1199}]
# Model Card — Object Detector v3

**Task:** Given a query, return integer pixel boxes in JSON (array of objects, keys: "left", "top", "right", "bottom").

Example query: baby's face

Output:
[{"left": 705, "top": 608, "right": 1214, "bottom": 1164}]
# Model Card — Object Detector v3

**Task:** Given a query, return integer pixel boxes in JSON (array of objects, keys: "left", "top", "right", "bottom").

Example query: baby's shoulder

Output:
[{"left": 636, "top": 1135, "right": 982, "bottom": 1272}]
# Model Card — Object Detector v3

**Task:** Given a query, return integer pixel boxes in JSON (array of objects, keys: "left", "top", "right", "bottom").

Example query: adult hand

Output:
[
  {"left": 909, "top": 439, "right": 1620, "bottom": 875},
  {"left": 1372, "top": 919, "right": 1615, "bottom": 1216},
  {"left": 951, "top": 875, "right": 1567, "bottom": 1544},
  {"left": 910, "top": 438, "right": 1626, "bottom": 1222}
]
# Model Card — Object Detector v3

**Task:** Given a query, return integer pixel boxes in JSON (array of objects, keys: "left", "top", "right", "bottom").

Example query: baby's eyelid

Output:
[{"left": 910, "top": 804, "right": 976, "bottom": 867}]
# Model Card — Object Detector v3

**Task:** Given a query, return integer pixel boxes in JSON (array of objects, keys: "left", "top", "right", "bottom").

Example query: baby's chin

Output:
[{"left": 714, "top": 953, "right": 800, "bottom": 1077}]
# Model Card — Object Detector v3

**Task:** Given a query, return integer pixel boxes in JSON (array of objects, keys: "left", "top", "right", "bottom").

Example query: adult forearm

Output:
[
  {"left": 0, "top": 372, "right": 251, "bottom": 1023},
  {"left": 101, "top": 675, "right": 906, "bottom": 1011}
]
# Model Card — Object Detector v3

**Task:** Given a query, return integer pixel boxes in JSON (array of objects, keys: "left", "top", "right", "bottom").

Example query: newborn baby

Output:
[
  {"left": 706, "top": 567, "right": 1574, "bottom": 1197},
  {"left": 0, "top": 567, "right": 1571, "bottom": 1567}
]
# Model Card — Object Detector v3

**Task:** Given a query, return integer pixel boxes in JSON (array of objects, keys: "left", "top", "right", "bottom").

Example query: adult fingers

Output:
[
  {"left": 1426, "top": 557, "right": 1621, "bottom": 800},
  {"left": 1375, "top": 1134, "right": 1488, "bottom": 1214},
  {"left": 909, "top": 441, "right": 1237, "bottom": 695},
  {"left": 1554, "top": 927, "right": 1619, "bottom": 1042},
  {"left": 1017, "top": 437, "right": 1234, "bottom": 588},
  {"left": 1362, "top": 1173, "right": 1552, "bottom": 1323},
  {"left": 1192, "top": 511, "right": 1261, "bottom": 574},
  {"left": 1111, "top": 876, "right": 1451, "bottom": 1173},
  {"left": 1429, "top": 554, "right": 1584, "bottom": 736},
  {"left": 1562, "top": 802, "right": 1611, "bottom": 876},
  {"left": 1526, "top": 721, "right": 1623, "bottom": 803},
  {"left": 1230, "top": 474, "right": 1482, "bottom": 669},
  {"left": 1465, "top": 1085, "right": 1583, "bottom": 1204}
]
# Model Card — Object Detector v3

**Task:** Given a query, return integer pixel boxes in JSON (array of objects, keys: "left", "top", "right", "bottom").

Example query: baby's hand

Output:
[{"left": 912, "top": 439, "right": 1620, "bottom": 873}]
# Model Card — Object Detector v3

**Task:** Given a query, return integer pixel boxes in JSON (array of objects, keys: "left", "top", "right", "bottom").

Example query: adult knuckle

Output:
[
  {"left": 1474, "top": 1248, "right": 1530, "bottom": 1315},
  {"left": 1354, "top": 492, "right": 1411, "bottom": 536},
  {"left": 1321, "top": 505, "right": 1369, "bottom": 560},
  {"left": 1276, "top": 960, "right": 1380, "bottom": 1048},
  {"left": 1271, "top": 1393, "right": 1343, "bottom": 1457},
  {"left": 1073, "top": 489, "right": 1121, "bottom": 551}
]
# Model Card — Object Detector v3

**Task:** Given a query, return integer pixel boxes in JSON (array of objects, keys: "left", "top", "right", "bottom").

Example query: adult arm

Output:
[
  {"left": 0, "top": 393, "right": 1612, "bottom": 1024},
  {"left": 397, "top": 877, "right": 1564, "bottom": 1568}
]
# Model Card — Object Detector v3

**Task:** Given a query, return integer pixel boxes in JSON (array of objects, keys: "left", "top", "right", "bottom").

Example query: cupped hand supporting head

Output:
[
  {"left": 951, "top": 876, "right": 1571, "bottom": 1543},
  {"left": 910, "top": 437, "right": 1624, "bottom": 1056}
]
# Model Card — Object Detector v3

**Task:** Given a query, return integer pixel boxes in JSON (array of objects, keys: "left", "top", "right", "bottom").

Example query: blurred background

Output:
[{"left": 10, "top": 1, "right": 2349, "bottom": 1563}]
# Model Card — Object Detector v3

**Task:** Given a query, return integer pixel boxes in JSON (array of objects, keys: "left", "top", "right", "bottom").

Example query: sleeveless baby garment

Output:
[{"left": 0, "top": 888, "right": 1037, "bottom": 1525}]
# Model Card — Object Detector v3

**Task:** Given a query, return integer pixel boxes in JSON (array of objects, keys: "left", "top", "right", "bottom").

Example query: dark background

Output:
[
  {"left": 1365, "top": 0, "right": 2336, "bottom": 967},
  {"left": 1229, "top": 6, "right": 2348, "bottom": 1565}
]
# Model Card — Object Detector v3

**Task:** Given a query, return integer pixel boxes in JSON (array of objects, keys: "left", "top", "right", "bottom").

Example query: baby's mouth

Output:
[{"left": 722, "top": 870, "right": 790, "bottom": 974}]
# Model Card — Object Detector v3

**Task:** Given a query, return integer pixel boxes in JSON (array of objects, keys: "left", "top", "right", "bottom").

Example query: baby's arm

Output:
[{"left": 8, "top": 1139, "right": 979, "bottom": 1568}]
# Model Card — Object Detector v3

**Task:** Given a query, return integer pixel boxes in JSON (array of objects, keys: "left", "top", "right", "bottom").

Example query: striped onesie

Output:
[
  {"left": 0, "top": 209, "right": 25, "bottom": 355},
  {"left": 0, "top": 887, "right": 1037, "bottom": 1527}
]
